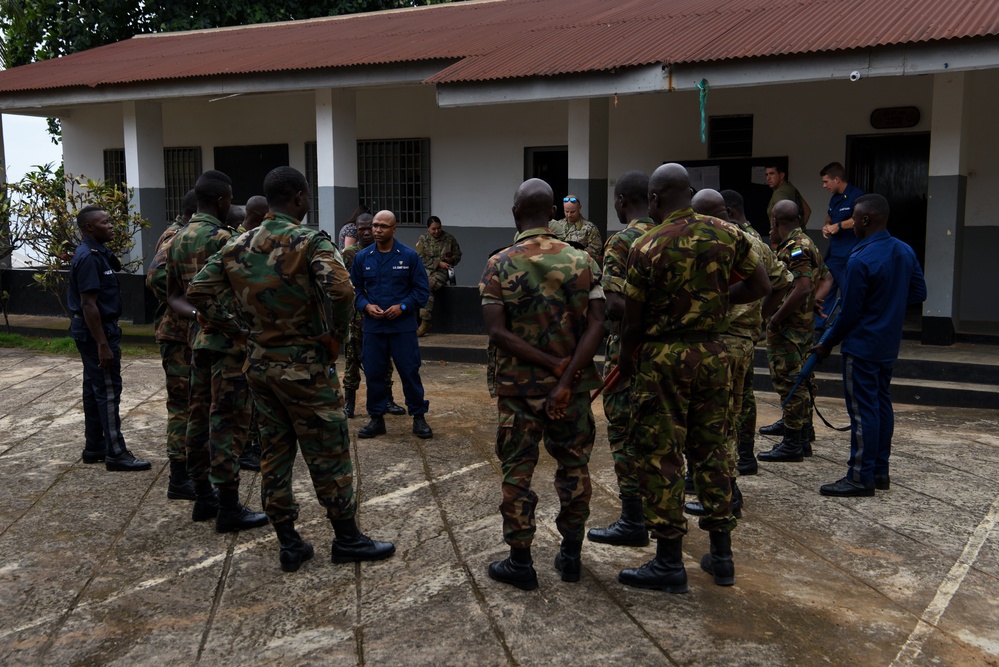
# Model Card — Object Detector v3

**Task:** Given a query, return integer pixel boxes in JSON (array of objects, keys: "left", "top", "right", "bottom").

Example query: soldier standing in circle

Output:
[
  {"left": 166, "top": 170, "right": 268, "bottom": 533},
  {"left": 586, "top": 171, "right": 654, "bottom": 548},
  {"left": 480, "top": 178, "right": 606, "bottom": 590},
  {"left": 68, "top": 206, "right": 151, "bottom": 472},
  {"left": 415, "top": 215, "right": 462, "bottom": 337},
  {"left": 350, "top": 210, "right": 433, "bottom": 440},
  {"left": 758, "top": 200, "right": 825, "bottom": 463},
  {"left": 188, "top": 166, "right": 395, "bottom": 572},
  {"left": 341, "top": 213, "right": 404, "bottom": 418},
  {"left": 548, "top": 194, "right": 603, "bottom": 263},
  {"left": 146, "top": 188, "right": 198, "bottom": 497},
  {"left": 617, "top": 164, "right": 769, "bottom": 592}
]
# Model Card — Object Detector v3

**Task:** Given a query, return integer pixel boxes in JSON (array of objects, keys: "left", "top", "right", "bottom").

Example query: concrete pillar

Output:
[
  {"left": 567, "top": 98, "right": 610, "bottom": 239},
  {"left": 922, "top": 73, "right": 970, "bottom": 345},
  {"left": 123, "top": 101, "right": 166, "bottom": 271},
  {"left": 315, "top": 89, "right": 358, "bottom": 239}
]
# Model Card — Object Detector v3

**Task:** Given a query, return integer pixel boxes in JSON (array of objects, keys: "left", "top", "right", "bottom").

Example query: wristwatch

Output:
[{"left": 400, "top": 303, "right": 407, "bottom": 311}]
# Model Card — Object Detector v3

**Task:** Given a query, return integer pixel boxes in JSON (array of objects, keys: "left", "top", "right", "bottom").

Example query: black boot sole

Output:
[
  {"left": 280, "top": 543, "right": 315, "bottom": 572},
  {"left": 699, "top": 554, "right": 735, "bottom": 586},
  {"left": 487, "top": 562, "right": 539, "bottom": 590},
  {"left": 617, "top": 571, "right": 689, "bottom": 594},
  {"left": 167, "top": 485, "right": 197, "bottom": 501},
  {"left": 554, "top": 554, "right": 581, "bottom": 582},
  {"left": 586, "top": 530, "right": 650, "bottom": 547}
]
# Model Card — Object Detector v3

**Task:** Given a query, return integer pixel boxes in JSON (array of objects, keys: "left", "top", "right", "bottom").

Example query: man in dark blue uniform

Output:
[
  {"left": 818, "top": 161, "right": 864, "bottom": 330},
  {"left": 68, "top": 206, "right": 151, "bottom": 471},
  {"left": 350, "top": 209, "right": 433, "bottom": 440},
  {"left": 811, "top": 194, "right": 926, "bottom": 496}
]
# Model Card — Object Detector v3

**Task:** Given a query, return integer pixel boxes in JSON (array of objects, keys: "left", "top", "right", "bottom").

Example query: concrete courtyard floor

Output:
[{"left": 0, "top": 347, "right": 997, "bottom": 666}]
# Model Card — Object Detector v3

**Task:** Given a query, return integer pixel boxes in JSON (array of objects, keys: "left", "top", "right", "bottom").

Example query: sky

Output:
[{"left": 2, "top": 113, "right": 64, "bottom": 182}]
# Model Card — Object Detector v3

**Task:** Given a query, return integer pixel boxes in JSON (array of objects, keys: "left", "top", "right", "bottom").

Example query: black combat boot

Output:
[
  {"left": 344, "top": 388, "right": 356, "bottom": 419},
  {"left": 167, "top": 459, "right": 197, "bottom": 500},
  {"left": 238, "top": 438, "right": 261, "bottom": 472},
  {"left": 759, "top": 418, "right": 785, "bottom": 436},
  {"left": 216, "top": 488, "right": 269, "bottom": 533},
  {"left": 274, "top": 521, "right": 314, "bottom": 572},
  {"left": 618, "top": 537, "right": 688, "bottom": 593},
  {"left": 736, "top": 433, "right": 758, "bottom": 476},
  {"left": 803, "top": 412, "right": 815, "bottom": 456},
  {"left": 553, "top": 539, "right": 583, "bottom": 582},
  {"left": 586, "top": 496, "right": 649, "bottom": 546},
  {"left": 488, "top": 546, "right": 538, "bottom": 590},
  {"left": 684, "top": 472, "right": 696, "bottom": 495},
  {"left": 699, "top": 531, "right": 735, "bottom": 586},
  {"left": 191, "top": 478, "right": 220, "bottom": 522},
  {"left": 330, "top": 518, "right": 396, "bottom": 563},
  {"left": 757, "top": 427, "right": 804, "bottom": 462},
  {"left": 358, "top": 415, "right": 386, "bottom": 439},
  {"left": 684, "top": 479, "right": 743, "bottom": 518},
  {"left": 105, "top": 450, "right": 152, "bottom": 472},
  {"left": 385, "top": 389, "right": 406, "bottom": 416},
  {"left": 412, "top": 415, "right": 433, "bottom": 439}
]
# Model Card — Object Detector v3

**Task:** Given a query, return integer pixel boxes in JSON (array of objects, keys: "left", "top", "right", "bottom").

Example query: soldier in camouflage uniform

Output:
[
  {"left": 758, "top": 200, "right": 825, "bottom": 463},
  {"left": 165, "top": 170, "right": 268, "bottom": 534},
  {"left": 684, "top": 189, "right": 793, "bottom": 519},
  {"left": 586, "top": 171, "right": 654, "bottom": 548},
  {"left": 188, "top": 166, "right": 394, "bottom": 572},
  {"left": 146, "top": 189, "right": 198, "bottom": 500},
  {"left": 341, "top": 213, "right": 403, "bottom": 419},
  {"left": 617, "top": 164, "right": 769, "bottom": 592},
  {"left": 480, "top": 178, "right": 606, "bottom": 590},
  {"left": 415, "top": 215, "right": 462, "bottom": 337},
  {"left": 548, "top": 194, "right": 603, "bottom": 263}
]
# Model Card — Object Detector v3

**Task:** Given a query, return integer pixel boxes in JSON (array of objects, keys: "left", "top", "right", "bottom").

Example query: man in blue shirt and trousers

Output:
[
  {"left": 68, "top": 206, "right": 151, "bottom": 471},
  {"left": 811, "top": 194, "right": 927, "bottom": 496},
  {"left": 350, "top": 209, "right": 433, "bottom": 440},
  {"left": 818, "top": 162, "right": 864, "bottom": 332}
]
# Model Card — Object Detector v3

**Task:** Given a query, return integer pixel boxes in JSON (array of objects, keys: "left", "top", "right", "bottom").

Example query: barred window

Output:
[
  {"left": 164, "top": 147, "right": 202, "bottom": 221},
  {"left": 305, "top": 141, "right": 319, "bottom": 228},
  {"left": 103, "top": 149, "right": 126, "bottom": 188},
  {"left": 357, "top": 139, "right": 430, "bottom": 226},
  {"left": 709, "top": 115, "right": 754, "bottom": 159}
]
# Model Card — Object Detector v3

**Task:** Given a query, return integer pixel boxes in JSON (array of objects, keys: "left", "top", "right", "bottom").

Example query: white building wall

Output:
[{"left": 62, "top": 104, "right": 124, "bottom": 180}]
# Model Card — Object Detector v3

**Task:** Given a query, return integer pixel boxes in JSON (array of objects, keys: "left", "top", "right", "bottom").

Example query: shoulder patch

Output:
[{"left": 790, "top": 248, "right": 804, "bottom": 259}]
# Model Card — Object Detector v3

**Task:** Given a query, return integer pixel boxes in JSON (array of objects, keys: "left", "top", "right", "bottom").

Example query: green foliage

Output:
[
  {"left": 2, "top": 164, "right": 149, "bottom": 315},
  {"left": 0, "top": 332, "right": 156, "bottom": 356}
]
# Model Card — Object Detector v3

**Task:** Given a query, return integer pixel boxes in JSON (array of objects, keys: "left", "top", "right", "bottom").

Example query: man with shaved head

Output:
[
  {"left": 616, "top": 165, "right": 770, "bottom": 593},
  {"left": 480, "top": 178, "right": 606, "bottom": 590},
  {"left": 586, "top": 170, "right": 655, "bottom": 548},
  {"left": 349, "top": 209, "right": 433, "bottom": 439},
  {"left": 757, "top": 200, "right": 825, "bottom": 464}
]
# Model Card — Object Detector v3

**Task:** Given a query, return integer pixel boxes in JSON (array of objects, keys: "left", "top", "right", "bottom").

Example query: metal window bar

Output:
[
  {"left": 103, "top": 149, "right": 126, "bottom": 188},
  {"left": 357, "top": 138, "right": 430, "bottom": 226},
  {"left": 305, "top": 141, "right": 319, "bottom": 228},
  {"left": 163, "top": 147, "right": 202, "bottom": 221}
]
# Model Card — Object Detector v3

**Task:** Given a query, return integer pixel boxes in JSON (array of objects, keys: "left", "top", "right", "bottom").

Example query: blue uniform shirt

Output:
[
  {"left": 826, "top": 183, "right": 864, "bottom": 262},
  {"left": 350, "top": 239, "right": 430, "bottom": 334},
  {"left": 68, "top": 236, "right": 123, "bottom": 322},
  {"left": 825, "top": 230, "right": 927, "bottom": 363}
]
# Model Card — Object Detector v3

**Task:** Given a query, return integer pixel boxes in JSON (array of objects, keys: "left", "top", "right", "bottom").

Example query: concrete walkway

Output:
[{"left": 1, "top": 348, "right": 997, "bottom": 666}]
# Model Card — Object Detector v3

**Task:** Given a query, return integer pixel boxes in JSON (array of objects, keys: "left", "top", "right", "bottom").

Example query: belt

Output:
[{"left": 644, "top": 332, "right": 720, "bottom": 343}]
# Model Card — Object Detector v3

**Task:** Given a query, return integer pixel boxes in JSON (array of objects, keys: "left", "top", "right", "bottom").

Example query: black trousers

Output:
[{"left": 72, "top": 317, "right": 127, "bottom": 457}]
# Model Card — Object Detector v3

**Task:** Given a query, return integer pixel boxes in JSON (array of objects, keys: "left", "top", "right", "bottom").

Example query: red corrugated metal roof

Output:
[{"left": 0, "top": 0, "right": 996, "bottom": 93}]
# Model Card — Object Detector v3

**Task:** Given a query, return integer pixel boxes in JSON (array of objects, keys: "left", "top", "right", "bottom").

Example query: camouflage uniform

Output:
[
  {"left": 480, "top": 227, "right": 604, "bottom": 548},
  {"left": 768, "top": 228, "right": 823, "bottom": 430},
  {"left": 548, "top": 217, "right": 603, "bottom": 264},
  {"left": 165, "top": 213, "right": 249, "bottom": 489},
  {"left": 601, "top": 217, "right": 655, "bottom": 499},
  {"left": 415, "top": 229, "right": 462, "bottom": 324},
  {"left": 624, "top": 209, "right": 759, "bottom": 538},
  {"left": 146, "top": 218, "right": 190, "bottom": 464},
  {"left": 187, "top": 211, "right": 358, "bottom": 526},
  {"left": 342, "top": 243, "right": 394, "bottom": 392},
  {"left": 722, "top": 221, "right": 793, "bottom": 469}
]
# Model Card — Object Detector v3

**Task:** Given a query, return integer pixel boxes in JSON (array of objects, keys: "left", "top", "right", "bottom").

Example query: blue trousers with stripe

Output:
[
  {"left": 362, "top": 330, "right": 428, "bottom": 417},
  {"left": 72, "top": 319, "right": 127, "bottom": 458},
  {"left": 842, "top": 353, "right": 894, "bottom": 484}
]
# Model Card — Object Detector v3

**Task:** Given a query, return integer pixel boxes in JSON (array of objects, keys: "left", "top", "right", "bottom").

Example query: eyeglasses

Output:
[{"left": 563, "top": 197, "right": 578, "bottom": 203}]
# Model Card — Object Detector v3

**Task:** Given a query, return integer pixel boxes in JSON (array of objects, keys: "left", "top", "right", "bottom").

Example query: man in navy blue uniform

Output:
[
  {"left": 811, "top": 194, "right": 927, "bottom": 496},
  {"left": 68, "top": 206, "right": 151, "bottom": 472},
  {"left": 818, "top": 162, "right": 864, "bottom": 330},
  {"left": 350, "top": 209, "right": 433, "bottom": 439}
]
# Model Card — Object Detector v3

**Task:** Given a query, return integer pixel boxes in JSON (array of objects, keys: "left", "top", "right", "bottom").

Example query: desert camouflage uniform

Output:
[
  {"left": 548, "top": 217, "right": 603, "bottom": 264},
  {"left": 188, "top": 211, "right": 358, "bottom": 526},
  {"left": 341, "top": 243, "right": 394, "bottom": 392},
  {"left": 166, "top": 213, "right": 249, "bottom": 489},
  {"left": 624, "top": 209, "right": 759, "bottom": 538},
  {"left": 480, "top": 227, "right": 604, "bottom": 548},
  {"left": 146, "top": 218, "right": 191, "bottom": 464},
  {"left": 768, "top": 228, "right": 823, "bottom": 430},
  {"left": 601, "top": 217, "right": 655, "bottom": 500},
  {"left": 722, "top": 221, "right": 793, "bottom": 470},
  {"left": 415, "top": 229, "right": 462, "bottom": 323}
]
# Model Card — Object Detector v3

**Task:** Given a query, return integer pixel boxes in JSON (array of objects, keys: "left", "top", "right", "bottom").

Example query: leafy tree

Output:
[{"left": 2, "top": 164, "right": 148, "bottom": 315}]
